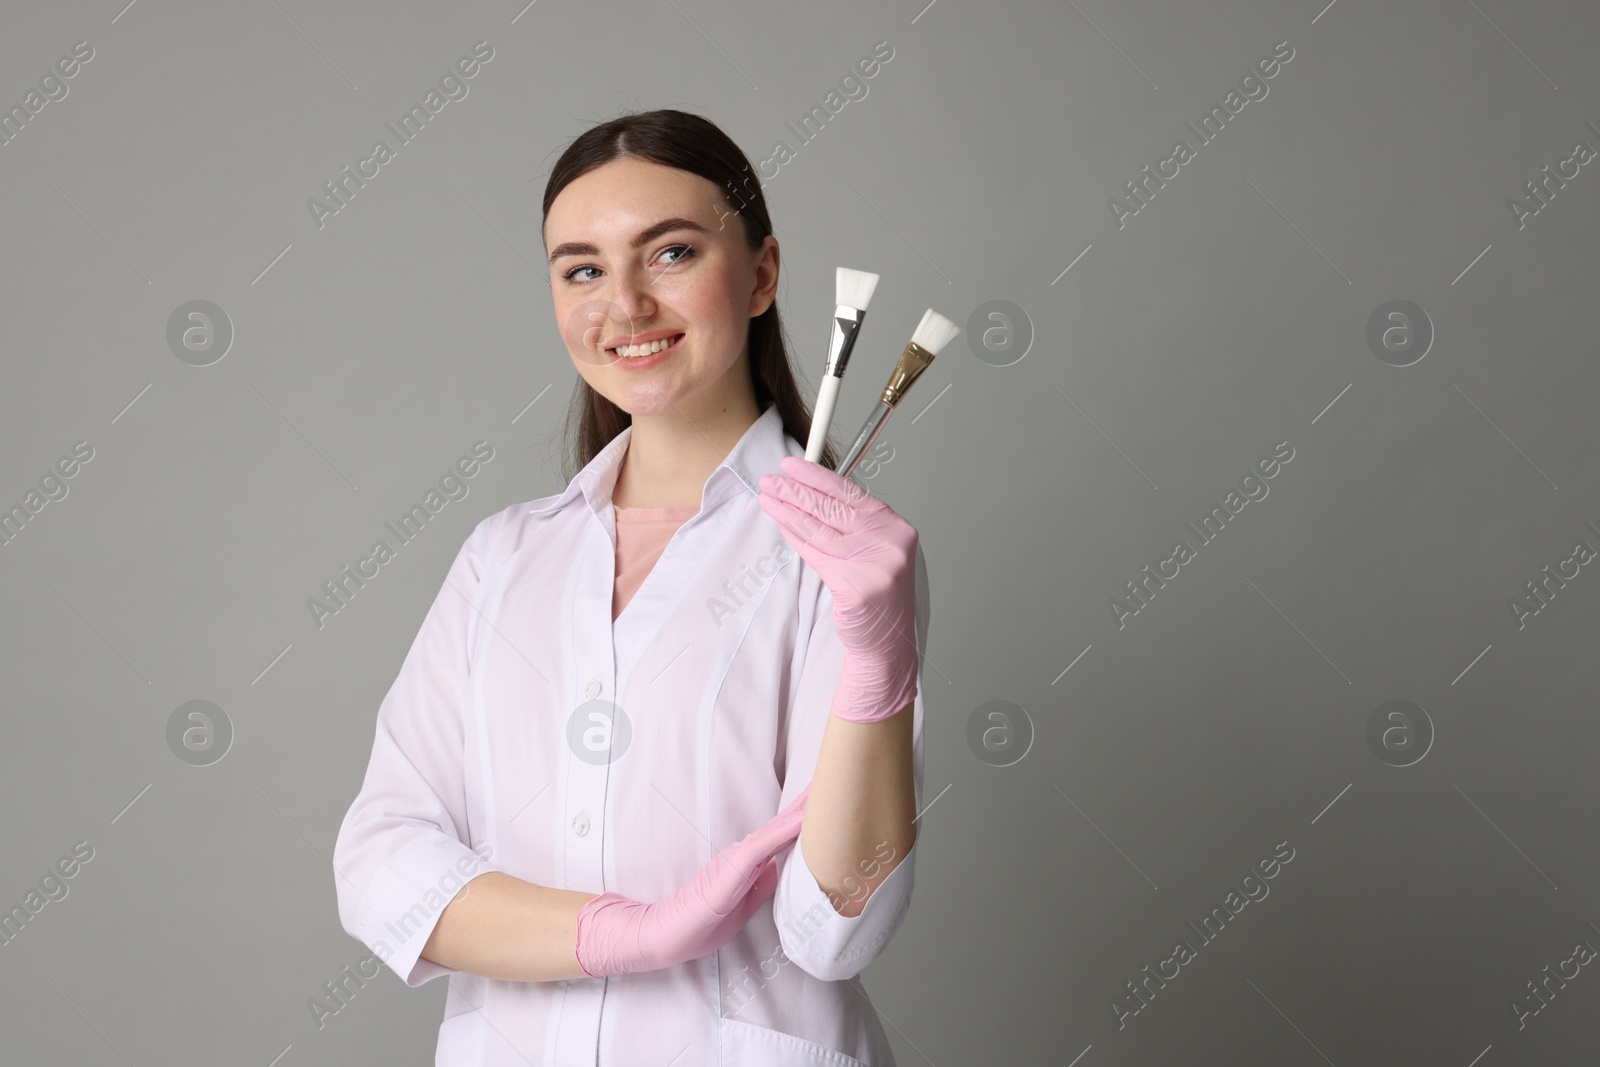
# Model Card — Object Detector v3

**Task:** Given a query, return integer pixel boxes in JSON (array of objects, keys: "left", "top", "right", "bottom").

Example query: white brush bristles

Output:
[
  {"left": 910, "top": 308, "right": 961, "bottom": 355},
  {"left": 835, "top": 267, "right": 880, "bottom": 311}
]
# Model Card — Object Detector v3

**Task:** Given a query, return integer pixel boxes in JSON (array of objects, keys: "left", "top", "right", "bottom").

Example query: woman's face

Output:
[{"left": 543, "top": 156, "right": 778, "bottom": 419}]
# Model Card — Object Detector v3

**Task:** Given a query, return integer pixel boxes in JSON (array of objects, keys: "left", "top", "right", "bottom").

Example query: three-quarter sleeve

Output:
[
  {"left": 771, "top": 540, "right": 930, "bottom": 982},
  {"left": 332, "top": 517, "right": 503, "bottom": 987}
]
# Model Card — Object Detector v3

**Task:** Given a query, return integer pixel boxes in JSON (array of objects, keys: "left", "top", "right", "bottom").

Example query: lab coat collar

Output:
[{"left": 527, "top": 400, "right": 791, "bottom": 520}]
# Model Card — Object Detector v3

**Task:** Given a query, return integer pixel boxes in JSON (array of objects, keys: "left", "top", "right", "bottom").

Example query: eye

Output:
[
  {"left": 657, "top": 243, "right": 695, "bottom": 268},
  {"left": 560, "top": 244, "right": 697, "bottom": 284}
]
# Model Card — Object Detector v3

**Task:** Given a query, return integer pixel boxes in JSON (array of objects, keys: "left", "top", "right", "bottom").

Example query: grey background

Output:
[{"left": 2, "top": 0, "right": 1597, "bottom": 1063}]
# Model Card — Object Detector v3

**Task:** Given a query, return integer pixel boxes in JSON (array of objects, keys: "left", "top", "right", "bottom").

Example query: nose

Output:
[{"left": 605, "top": 263, "right": 661, "bottom": 326}]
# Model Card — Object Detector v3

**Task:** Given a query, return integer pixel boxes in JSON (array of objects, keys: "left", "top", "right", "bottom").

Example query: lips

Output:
[{"left": 609, "top": 332, "right": 685, "bottom": 358}]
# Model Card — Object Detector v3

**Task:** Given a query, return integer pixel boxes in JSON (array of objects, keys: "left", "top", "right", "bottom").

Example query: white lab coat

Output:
[{"left": 333, "top": 401, "right": 929, "bottom": 1065}]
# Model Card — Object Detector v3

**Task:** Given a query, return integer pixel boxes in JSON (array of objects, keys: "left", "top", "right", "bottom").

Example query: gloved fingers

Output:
[
  {"left": 757, "top": 492, "right": 851, "bottom": 559},
  {"left": 681, "top": 860, "right": 781, "bottom": 965},
  {"left": 707, "top": 788, "right": 811, "bottom": 899},
  {"left": 764, "top": 781, "right": 811, "bottom": 824},
  {"left": 759, "top": 471, "right": 860, "bottom": 534},
  {"left": 745, "top": 858, "right": 780, "bottom": 907},
  {"left": 696, "top": 839, "right": 783, "bottom": 916},
  {"left": 773, "top": 455, "right": 873, "bottom": 506},
  {"left": 739, "top": 785, "right": 811, "bottom": 855}
]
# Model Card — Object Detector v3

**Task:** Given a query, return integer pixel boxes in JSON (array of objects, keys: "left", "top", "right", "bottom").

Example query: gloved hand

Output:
[
  {"left": 757, "top": 455, "right": 921, "bottom": 724},
  {"left": 573, "top": 784, "right": 810, "bottom": 978}
]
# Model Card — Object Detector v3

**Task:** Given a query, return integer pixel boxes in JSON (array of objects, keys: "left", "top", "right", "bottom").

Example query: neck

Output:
[{"left": 613, "top": 393, "right": 763, "bottom": 509}]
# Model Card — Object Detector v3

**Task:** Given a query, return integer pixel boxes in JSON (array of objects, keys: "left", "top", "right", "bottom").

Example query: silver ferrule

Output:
[
  {"left": 837, "top": 399, "right": 892, "bottom": 478},
  {"left": 823, "top": 305, "right": 866, "bottom": 378}
]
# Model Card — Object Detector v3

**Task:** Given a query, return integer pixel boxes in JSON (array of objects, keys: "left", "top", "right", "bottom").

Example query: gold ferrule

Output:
[{"left": 879, "top": 341, "right": 937, "bottom": 406}]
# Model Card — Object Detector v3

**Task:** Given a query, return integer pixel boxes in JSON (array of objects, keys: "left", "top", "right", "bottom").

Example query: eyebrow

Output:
[{"left": 547, "top": 216, "right": 711, "bottom": 265}]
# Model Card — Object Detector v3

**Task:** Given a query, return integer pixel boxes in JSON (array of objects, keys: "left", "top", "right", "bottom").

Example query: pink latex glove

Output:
[
  {"left": 573, "top": 784, "right": 810, "bottom": 978},
  {"left": 757, "top": 455, "right": 921, "bottom": 724}
]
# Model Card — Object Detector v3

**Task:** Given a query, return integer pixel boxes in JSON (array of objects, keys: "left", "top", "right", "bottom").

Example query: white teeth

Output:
[{"left": 615, "top": 334, "right": 680, "bottom": 358}]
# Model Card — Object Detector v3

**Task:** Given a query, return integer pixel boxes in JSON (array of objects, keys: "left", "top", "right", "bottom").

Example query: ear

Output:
[{"left": 747, "top": 235, "right": 780, "bottom": 318}]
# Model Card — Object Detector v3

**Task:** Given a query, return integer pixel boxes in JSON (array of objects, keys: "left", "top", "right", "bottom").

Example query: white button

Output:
[
  {"left": 585, "top": 679, "right": 601, "bottom": 700},
  {"left": 572, "top": 812, "right": 590, "bottom": 837}
]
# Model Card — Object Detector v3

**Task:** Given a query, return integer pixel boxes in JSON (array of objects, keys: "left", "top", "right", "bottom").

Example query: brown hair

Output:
[{"left": 541, "top": 108, "right": 839, "bottom": 480}]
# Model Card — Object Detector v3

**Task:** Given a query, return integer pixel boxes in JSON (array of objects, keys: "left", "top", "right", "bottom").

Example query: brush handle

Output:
[
  {"left": 805, "top": 376, "right": 842, "bottom": 463},
  {"left": 837, "top": 400, "right": 892, "bottom": 478}
]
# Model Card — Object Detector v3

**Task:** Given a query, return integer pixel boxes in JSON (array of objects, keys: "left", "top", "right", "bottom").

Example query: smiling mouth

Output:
[{"left": 609, "top": 333, "right": 685, "bottom": 359}]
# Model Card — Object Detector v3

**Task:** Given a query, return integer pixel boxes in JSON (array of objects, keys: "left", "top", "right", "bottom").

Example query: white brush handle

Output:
[{"left": 806, "top": 376, "right": 843, "bottom": 463}]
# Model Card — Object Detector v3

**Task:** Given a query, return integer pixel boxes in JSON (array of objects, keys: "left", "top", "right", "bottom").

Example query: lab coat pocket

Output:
[
  {"left": 433, "top": 1008, "right": 487, "bottom": 1065},
  {"left": 720, "top": 1016, "right": 868, "bottom": 1067}
]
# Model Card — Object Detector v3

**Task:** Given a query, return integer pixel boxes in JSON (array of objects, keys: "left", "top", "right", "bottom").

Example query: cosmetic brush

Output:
[
  {"left": 804, "top": 267, "right": 881, "bottom": 463},
  {"left": 835, "top": 308, "right": 958, "bottom": 479}
]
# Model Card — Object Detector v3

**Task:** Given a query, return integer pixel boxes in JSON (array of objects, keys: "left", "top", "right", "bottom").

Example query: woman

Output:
[{"left": 333, "top": 108, "right": 930, "bottom": 1066}]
